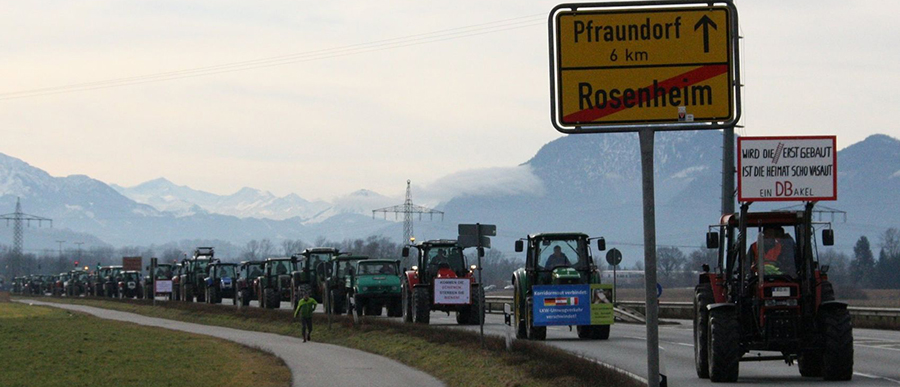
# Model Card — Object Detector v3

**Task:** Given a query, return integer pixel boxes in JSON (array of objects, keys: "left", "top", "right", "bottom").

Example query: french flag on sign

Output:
[{"left": 544, "top": 297, "right": 578, "bottom": 307}]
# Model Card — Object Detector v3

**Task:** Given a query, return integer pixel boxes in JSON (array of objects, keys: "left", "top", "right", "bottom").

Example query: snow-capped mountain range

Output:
[{"left": 0, "top": 132, "right": 897, "bottom": 266}]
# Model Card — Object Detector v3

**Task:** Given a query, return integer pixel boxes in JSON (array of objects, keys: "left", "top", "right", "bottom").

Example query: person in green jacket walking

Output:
[{"left": 294, "top": 294, "right": 318, "bottom": 342}]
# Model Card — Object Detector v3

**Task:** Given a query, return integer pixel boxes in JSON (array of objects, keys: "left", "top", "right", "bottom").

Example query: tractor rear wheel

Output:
[
  {"left": 265, "top": 288, "right": 280, "bottom": 309},
  {"left": 196, "top": 287, "right": 206, "bottom": 303},
  {"left": 798, "top": 352, "right": 823, "bottom": 377},
  {"left": 694, "top": 283, "right": 714, "bottom": 378},
  {"left": 209, "top": 287, "right": 219, "bottom": 304},
  {"left": 331, "top": 290, "right": 345, "bottom": 314},
  {"left": 708, "top": 307, "right": 740, "bottom": 382},
  {"left": 239, "top": 289, "right": 251, "bottom": 307},
  {"left": 592, "top": 325, "right": 610, "bottom": 340},
  {"left": 389, "top": 300, "right": 403, "bottom": 317},
  {"left": 401, "top": 280, "right": 413, "bottom": 322},
  {"left": 413, "top": 287, "right": 431, "bottom": 324},
  {"left": 577, "top": 326, "right": 591, "bottom": 339},
  {"left": 822, "top": 308, "right": 853, "bottom": 381}
]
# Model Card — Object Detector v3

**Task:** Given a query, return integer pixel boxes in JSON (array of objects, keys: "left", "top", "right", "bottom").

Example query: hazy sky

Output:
[{"left": 1, "top": 1, "right": 896, "bottom": 201}]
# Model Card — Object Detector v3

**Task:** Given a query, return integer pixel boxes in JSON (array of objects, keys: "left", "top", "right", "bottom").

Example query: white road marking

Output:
[{"left": 854, "top": 372, "right": 900, "bottom": 385}]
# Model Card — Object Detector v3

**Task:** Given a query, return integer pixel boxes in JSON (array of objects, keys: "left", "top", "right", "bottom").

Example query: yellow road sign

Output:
[{"left": 550, "top": 4, "right": 738, "bottom": 131}]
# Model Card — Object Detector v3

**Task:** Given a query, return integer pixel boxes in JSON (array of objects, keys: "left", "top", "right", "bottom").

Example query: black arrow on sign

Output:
[{"left": 694, "top": 15, "right": 718, "bottom": 53}]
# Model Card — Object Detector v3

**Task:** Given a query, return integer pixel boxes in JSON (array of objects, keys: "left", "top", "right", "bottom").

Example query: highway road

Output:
[
  {"left": 161, "top": 296, "right": 900, "bottom": 385},
  {"left": 426, "top": 311, "right": 900, "bottom": 386}
]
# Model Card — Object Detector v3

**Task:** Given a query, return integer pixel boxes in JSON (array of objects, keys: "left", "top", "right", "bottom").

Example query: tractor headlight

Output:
[{"left": 361, "top": 286, "right": 369, "bottom": 292}]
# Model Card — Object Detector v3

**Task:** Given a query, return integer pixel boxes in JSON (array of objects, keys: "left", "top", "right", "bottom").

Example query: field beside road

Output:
[
  {"left": 0, "top": 299, "right": 289, "bottom": 387},
  {"left": 29, "top": 296, "right": 643, "bottom": 387}
]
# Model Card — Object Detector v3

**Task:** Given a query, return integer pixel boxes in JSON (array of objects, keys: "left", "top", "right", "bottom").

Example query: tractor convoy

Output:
[{"left": 8, "top": 206, "right": 857, "bottom": 384}]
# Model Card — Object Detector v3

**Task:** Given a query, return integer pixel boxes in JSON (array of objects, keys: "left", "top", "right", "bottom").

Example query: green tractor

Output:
[
  {"left": 179, "top": 247, "right": 214, "bottom": 302},
  {"left": 346, "top": 259, "right": 403, "bottom": 317},
  {"left": 316, "top": 255, "right": 370, "bottom": 315},
  {"left": 12, "top": 276, "right": 25, "bottom": 294},
  {"left": 511, "top": 233, "right": 612, "bottom": 341},
  {"left": 257, "top": 257, "right": 298, "bottom": 309},
  {"left": 291, "top": 247, "right": 341, "bottom": 308},
  {"left": 95, "top": 265, "right": 123, "bottom": 298}
]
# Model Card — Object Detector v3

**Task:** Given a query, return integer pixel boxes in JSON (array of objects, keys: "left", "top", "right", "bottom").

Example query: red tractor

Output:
[
  {"left": 400, "top": 239, "right": 482, "bottom": 325},
  {"left": 694, "top": 202, "right": 853, "bottom": 382}
]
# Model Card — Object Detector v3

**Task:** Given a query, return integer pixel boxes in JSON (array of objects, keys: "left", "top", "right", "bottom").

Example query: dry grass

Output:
[{"left": 30, "top": 296, "right": 643, "bottom": 387}]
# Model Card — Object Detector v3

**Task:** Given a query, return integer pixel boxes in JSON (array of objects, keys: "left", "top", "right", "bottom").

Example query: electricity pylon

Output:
[
  {"left": 373, "top": 180, "right": 443, "bottom": 266},
  {"left": 0, "top": 197, "right": 52, "bottom": 255}
]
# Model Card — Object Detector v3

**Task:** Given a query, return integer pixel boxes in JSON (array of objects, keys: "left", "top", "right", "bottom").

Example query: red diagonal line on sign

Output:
[{"left": 562, "top": 64, "right": 729, "bottom": 124}]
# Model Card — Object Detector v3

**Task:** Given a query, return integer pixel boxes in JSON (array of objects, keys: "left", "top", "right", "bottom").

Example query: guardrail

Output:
[{"left": 486, "top": 295, "right": 900, "bottom": 329}]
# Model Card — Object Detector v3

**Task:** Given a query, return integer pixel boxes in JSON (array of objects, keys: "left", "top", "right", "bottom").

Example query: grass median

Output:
[
  {"left": 0, "top": 296, "right": 289, "bottom": 387},
  {"left": 23, "top": 296, "right": 643, "bottom": 387}
]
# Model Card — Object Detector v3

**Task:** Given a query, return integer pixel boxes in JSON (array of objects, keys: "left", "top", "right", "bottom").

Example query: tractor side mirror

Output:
[
  {"left": 291, "top": 256, "right": 297, "bottom": 264},
  {"left": 597, "top": 238, "right": 606, "bottom": 251},
  {"left": 702, "top": 264, "right": 710, "bottom": 273},
  {"left": 402, "top": 247, "right": 410, "bottom": 257},
  {"left": 706, "top": 232, "right": 720, "bottom": 249},
  {"left": 820, "top": 264, "right": 830, "bottom": 274},
  {"left": 515, "top": 240, "right": 523, "bottom": 252},
  {"left": 822, "top": 229, "right": 834, "bottom": 246}
]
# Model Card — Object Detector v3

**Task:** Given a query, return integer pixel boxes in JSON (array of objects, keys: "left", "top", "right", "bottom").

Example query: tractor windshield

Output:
[
  {"left": 306, "top": 253, "right": 332, "bottom": 271},
  {"left": 744, "top": 225, "right": 799, "bottom": 278},
  {"left": 425, "top": 247, "right": 464, "bottom": 271},
  {"left": 536, "top": 238, "right": 588, "bottom": 271},
  {"left": 357, "top": 262, "right": 396, "bottom": 275},
  {"left": 247, "top": 263, "right": 263, "bottom": 279},
  {"left": 155, "top": 266, "right": 172, "bottom": 279},
  {"left": 270, "top": 260, "right": 292, "bottom": 276},
  {"left": 124, "top": 272, "right": 140, "bottom": 281},
  {"left": 193, "top": 260, "right": 209, "bottom": 273},
  {"left": 215, "top": 265, "right": 236, "bottom": 279}
]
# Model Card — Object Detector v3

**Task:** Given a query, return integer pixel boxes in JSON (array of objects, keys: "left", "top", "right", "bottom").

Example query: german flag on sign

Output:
[{"left": 544, "top": 297, "right": 579, "bottom": 306}]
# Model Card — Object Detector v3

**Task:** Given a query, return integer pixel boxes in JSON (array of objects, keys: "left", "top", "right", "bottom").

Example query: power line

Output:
[
  {"left": 0, "top": 198, "right": 52, "bottom": 255},
  {"left": 0, "top": 14, "right": 544, "bottom": 101}
]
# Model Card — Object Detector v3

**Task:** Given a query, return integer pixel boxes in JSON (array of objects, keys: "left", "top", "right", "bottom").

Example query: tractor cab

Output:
[
  {"left": 403, "top": 240, "right": 471, "bottom": 283},
  {"left": 515, "top": 233, "right": 601, "bottom": 286}
]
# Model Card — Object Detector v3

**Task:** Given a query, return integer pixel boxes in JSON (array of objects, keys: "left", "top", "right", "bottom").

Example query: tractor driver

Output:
[
  {"left": 545, "top": 245, "right": 572, "bottom": 269},
  {"left": 748, "top": 226, "right": 789, "bottom": 276}
]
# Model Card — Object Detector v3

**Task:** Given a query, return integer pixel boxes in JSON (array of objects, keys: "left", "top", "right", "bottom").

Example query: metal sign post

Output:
[
  {"left": 150, "top": 257, "right": 157, "bottom": 306},
  {"left": 547, "top": 2, "right": 741, "bottom": 385},
  {"left": 459, "top": 223, "right": 496, "bottom": 348}
]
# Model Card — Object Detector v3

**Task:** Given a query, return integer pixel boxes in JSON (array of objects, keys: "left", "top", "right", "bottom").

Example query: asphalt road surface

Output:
[
  {"left": 425, "top": 311, "right": 900, "bottom": 386},
  {"left": 19, "top": 299, "right": 443, "bottom": 387}
]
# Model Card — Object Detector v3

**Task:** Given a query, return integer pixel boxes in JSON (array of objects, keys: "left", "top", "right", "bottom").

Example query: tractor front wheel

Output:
[
  {"left": 401, "top": 281, "right": 413, "bottom": 322},
  {"left": 413, "top": 287, "right": 431, "bottom": 324},
  {"left": 822, "top": 308, "right": 853, "bottom": 381},
  {"left": 694, "top": 283, "right": 714, "bottom": 378},
  {"left": 708, "top": 308, "right": 740, "bottom": 382}
]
